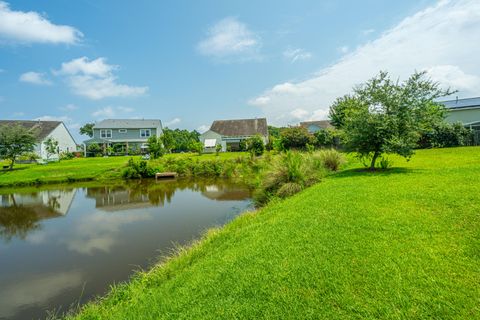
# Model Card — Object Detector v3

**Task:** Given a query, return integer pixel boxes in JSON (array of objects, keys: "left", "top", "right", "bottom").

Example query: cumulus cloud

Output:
[
  {"left": 283, "top": 48, "right": 312, "bottom": 63},
  {"left": 197, "top": 17, "right": 261, "bottom": 61},
  {"left": 250, "top": 0, "right": 480, "bottom": 125},
  {"left": 196, "top": 124, "right": 209, "bottom": 133},
  {"left": 59, "top": 103, "right": 78, "bottom": 111},
  {"left": 91, "top": 106, "right": 135, "bottom": 119},
  {"left": 19, "top": 71, "right": 52, "bottom": 85},
  {"left": 56, "top": 57, "right": 148, "bottom": 100},
  {"left": 165, "top": 118, "right": 181, "bottom": 127},
  {"left": 34, "top": 115, "right": 72, "bottom": 122},
  {"left": 0, "top": 1, "right": 82, "bottom": 45},
  {"left": 338, "top": 46, "right": 349, "bottom": 54}
]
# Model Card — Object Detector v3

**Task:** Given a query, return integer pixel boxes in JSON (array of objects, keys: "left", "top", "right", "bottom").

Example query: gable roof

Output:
[
  {"left": 209, "top": 118, "right": 268, "bottom": 137},
  {"left": 299, "top": 120, "right": 333, "bottom": 130},
  {"left": 440, "top": 97, "right": 480, "bottom": 110},
  {"left": 94, "top": 119, "right": 163, "bottom": 129},
  {"left": 0, "top": 120, "right": 61, "bottom": 141}
]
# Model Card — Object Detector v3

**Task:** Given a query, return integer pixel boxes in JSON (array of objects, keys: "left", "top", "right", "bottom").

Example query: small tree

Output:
[
  {"left": 0, "top": 124, "right": 37, "bottom": 170},
  {"left": 44, "top": 137, "right": 59, "bottom": 161},
  {"left": 188, "top": 141, "right": 203, "bottom": 155},
  {"left": 79, "top": 123, "right": 95, "bottom": 137},
  {"left": 280, "top": 126, "right": 313, "bottom": 150},
  {"left": 160, "top": 128, "right": 176, "bottom": 153},
  {"left": 87, "top": 143, "right": 101, "bottom": 157},
  {"left": 215, "top": 143, "right": 222, "bottom": 155},
  {"left": 245, "top": 134, "right": 265, "bottom": 156},
  {"left": 147, "top": 136, "right": 165, "bottom": 159},
  {"left": 330, "top": 71, "right": 453, "bottom": 170}
]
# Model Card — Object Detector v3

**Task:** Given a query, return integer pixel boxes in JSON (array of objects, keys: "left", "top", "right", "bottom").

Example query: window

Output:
[
  {"left": 119, "top": 129, "right": 127, "bottom": 133},
  {"left": 140, "top": 129, "right": 151, "bottom": 138},
  {"left": 100, "top": 129, "right": 112, "bottom": 138}
]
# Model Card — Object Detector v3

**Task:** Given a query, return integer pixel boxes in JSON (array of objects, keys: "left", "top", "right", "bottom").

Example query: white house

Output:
[
  {"left": 199, "top": 118, "right": 269, "bottom": 152},
  {"left": 0, "top": 120, "right": 77, "bottom": 160}
]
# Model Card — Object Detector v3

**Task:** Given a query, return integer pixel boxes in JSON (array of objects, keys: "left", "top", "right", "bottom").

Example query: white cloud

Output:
[
  {"left": 59, "top": 103, "right": 78, "bottom": 111},
  {"left": 338, "top": 46, "right": 349, "bottom": 54},
  {"left": 0, "top": 1, "right": 82, "bottom": 45},
  {"left": 91, "top": 106, "right": 135, "bottom": 119},
  {"left": 290, "top": 108, "right": 309, "bottom": 119},
  {"left": 250, "top": 0, "right": 480, "bottom": 125},
  {"left": 197, "top": 17, "right": 261, "bottom": 61},
  {"left": 283, "top": 48, "right": 312, "bottom": 63},
  {"left": 196, "top": 124, "right": 209, "bottom": 133},
  {"left": 165, "top": 118, "right": 181, "bottom": 127},
  {"left": 34, "top": 115, "right": 72, "bottom": 122},
  {"left": 56, "top": 57, "right": 148, "bottom": 100},
  {"left": 19, "top": 71, "right": 52, "bottom": 85}
]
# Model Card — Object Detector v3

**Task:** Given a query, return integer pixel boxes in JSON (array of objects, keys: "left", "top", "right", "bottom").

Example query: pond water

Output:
[{"left": 0, "top": 179, "right": 252, "bottom": 320}]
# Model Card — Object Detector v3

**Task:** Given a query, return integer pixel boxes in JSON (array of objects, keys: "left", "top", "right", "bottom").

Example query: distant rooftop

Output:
[
  {"left": 300, "top": 120, "right": 333, "bottom": 129},
  {"left": 0, "top": 120, "right": 62, "bottom": 141},
  {"left": 210, "top": 118, "right": 268, "bottom": 137},
  {"left": 94, "top": 119, "right": 163, "bottom": 129},
  {"left": 439, "top": 97, "right": 480, "bottom": 110}
]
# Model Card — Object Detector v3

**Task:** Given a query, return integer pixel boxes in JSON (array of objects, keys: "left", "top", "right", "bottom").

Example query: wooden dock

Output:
[{"left": 155, "top": 172, "right": 178, "bottom": 179}]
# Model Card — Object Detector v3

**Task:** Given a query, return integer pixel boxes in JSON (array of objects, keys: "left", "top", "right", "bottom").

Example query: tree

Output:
[
  {"left": 79, "top": 123, "right": 95, "bottom": 137},
  {"left": 245, "top": 134, "right": 265, "bottom": 156},
  {"left": 87, "top": 143, "right": 101, "bottom": 156},
  {"left": 160, "top": 128, "right": 176, "bottom": 153},
  {"left": 44, "top": 137, "right": 59, "bottom": 160},
  {"left": 280, "top": 126, "right": 313, "bottom": 150},
  {"left": 188, "top": 141, "right": 203, "bottom": 155},
  {"left": 330, "top": 71, "right": 453, "bottom": 170},
  {"left": 215, "top": 143, "right": 222, "bottom": 155},
  {"left": 147, "top": 136, "right": 165, "bottom": 159},
  {"left": 0, "top": 124, "right": 37, "bottom": 170}
]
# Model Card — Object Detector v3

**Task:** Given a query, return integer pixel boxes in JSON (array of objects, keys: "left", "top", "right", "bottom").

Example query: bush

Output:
[
  {"left": 245, "top": 134, "right": 265, "bottom": 156},
  {"left": 280, "top": 126, "right": 313, "bottom": 150},
  {"left": 18, "top": 152, "right": 40, "bottom": 161},
  {"left": 60, "top": 151, "right": 75, "bottom": 160},
  {"left": 316, "top": 149, "right": 345, "bottom": 171},
  {"left": 122, "top": 158, "right": 155, "bottom": 179},
  {"left": 418, "top": 122, "right": 474, "bottom": 148},
  {"left": 379, "top": 157, "right": 393, "bottom": 170},
  {"left": 276, "top": 182, "right": 303, "bottom": 198}
]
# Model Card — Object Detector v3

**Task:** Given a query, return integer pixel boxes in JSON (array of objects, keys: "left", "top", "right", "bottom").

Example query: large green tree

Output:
[
  {"left": 0, "top": 124, "right": 37, "bottom": 170},
  {"left": 330, "top": 71, "right": 453, "bottom": 170},
  {"left": 147, "top": 136, "right": 165, "bottom": 159},
  {"left": 79, "top": 123, "right": 95, "bottom": 137}
]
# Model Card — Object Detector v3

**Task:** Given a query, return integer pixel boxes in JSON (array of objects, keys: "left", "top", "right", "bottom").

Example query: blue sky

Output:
[{"left": 1, "top": 0, "right": 479, "bottom": 142}]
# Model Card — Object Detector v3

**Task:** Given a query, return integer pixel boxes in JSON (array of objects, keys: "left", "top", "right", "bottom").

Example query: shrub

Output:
[
  {"left": 276, "top": 182, "right": 303, "bottom": 198},
  {"left": 379, "top": 157, "right": 393, "bottom": 170},
  {"left": 60, "top": 151, "right": 75, "bottom": 160},
  {"left": 245, "top": 134, "right": 265, "bottom": 156},
  {"left": 280, "top": 126, "right": 313, "bottom": 150},
  {"left": 316, "top": 149, "right": 345, "bottom": 171},
  {"left": 18, "top": 152, "right": 40, "bottom": 161},
  {"left": 122, "top": 158, "right": 155, "bottom": 179},
  {"left": 418, "top": 122, "right": 474, "bottom": 148}
]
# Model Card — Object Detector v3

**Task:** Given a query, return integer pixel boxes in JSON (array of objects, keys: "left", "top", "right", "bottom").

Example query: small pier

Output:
[{"left": 155, "top": 172, "right": 178, "bottom": 180}]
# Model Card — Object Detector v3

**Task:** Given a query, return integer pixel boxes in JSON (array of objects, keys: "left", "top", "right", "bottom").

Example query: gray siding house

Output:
[
  {"left": 441, "top": 97, "right": 480, "bottom": 130},
  {"left": 299, "top": 120, "right": 333, "bottom": 133},
  {"left": 199, "top": 118, "right": 268, "bottom": 152},
  {"left": 84, "top": 119, "right": 163, "bottom": 154}
]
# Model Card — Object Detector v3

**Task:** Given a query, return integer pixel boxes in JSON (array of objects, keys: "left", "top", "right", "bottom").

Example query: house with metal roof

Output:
[
  {"left": 299, "top": 120, "right": 333, "bottom": 133},
  {"left": 440, "top": 97, "right": 480, "bottom": 130},
  {"left": 199, "top": 118, "right": 268, "bottom": 152},
  {"left": 0, "top": 120, "right": 77, "bottom": 160},
  {"left": 83, "top": 119, "right": 163, "bottom": 155}
]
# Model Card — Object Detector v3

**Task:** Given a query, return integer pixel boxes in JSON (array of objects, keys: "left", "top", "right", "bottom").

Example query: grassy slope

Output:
[
  {"left": 71, "top": 147, "right": 480, "bottom": 320},
  {"left": 0, "top": 152, "right": 249, "bottom": 187}
]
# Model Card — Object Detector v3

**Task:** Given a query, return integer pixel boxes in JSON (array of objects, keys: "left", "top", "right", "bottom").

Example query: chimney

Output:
[{"left": 456, "top": 96, "right": 459, "bottom": 104}]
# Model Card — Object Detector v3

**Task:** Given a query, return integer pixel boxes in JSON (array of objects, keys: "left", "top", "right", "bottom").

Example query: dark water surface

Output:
[{"left": 0, "top": 179, "right": 252, "bottom": 320}]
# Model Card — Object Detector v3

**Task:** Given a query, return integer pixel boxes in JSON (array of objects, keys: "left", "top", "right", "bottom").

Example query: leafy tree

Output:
[
  {"left": 80, "top": 123, "right": 95, "bottom": 137},
  {"left": 267, "top": 126, "right": 282, "bottom": 138},
  {"left": 280, "top": 126, "right": 313, "bottom": 150},
  {"left": 147, "top": 136, "right": 165, "bottom": 159},
  {"left": 0, "top": 124, "right": 37, "bottom": 170},
  {"left": 245, "top": 134, "right": 265, "bottom": 156},
  {"left": 160, "top": 128, "right": 176, "bottom": 153},
  {"left": 215, "top": 143, "right": 222, "bottom": 155},
  {"left": 87, "top": 143, "right": 102, "bottom": 156},
  {"left": 314, "top": 128, "right": 336, "bottom": 148},
  {"left": 330, "top": 71, "right": 454, "bottom": 170},
  {"left": 44, "top": 137, "right": 59, "bottom": 160},
  {"left": 168, "top": 129, "right": 200, "bottom": 152},
  {"left": 188, "top": 141, "right": 203, "bottom": 155}
]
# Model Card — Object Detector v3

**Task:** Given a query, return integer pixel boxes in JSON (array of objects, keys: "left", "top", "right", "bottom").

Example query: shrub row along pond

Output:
[{"left": 122, "top": 150, "right": 346, "bottom": 206}]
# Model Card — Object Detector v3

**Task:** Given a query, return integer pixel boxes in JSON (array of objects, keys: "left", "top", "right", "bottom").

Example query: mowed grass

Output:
[
  {"left": 0, "top": 152, "right": 249, "bottom": 187},
  {"left": 69, "top": 147, "right": 480, "bottom": 320}
]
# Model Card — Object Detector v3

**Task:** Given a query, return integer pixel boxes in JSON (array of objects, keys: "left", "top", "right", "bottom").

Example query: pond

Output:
[{"left": 0, "top": 179, "right": 253, "bottom": 320}]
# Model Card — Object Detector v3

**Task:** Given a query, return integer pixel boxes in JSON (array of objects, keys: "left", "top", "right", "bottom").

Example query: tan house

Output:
[{"left": 199, "top": 118, "right": 269, "bottom": 152}]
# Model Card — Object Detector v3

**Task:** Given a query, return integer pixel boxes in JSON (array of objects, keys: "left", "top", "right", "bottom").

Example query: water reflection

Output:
[{"left": 0, "top": 178, "right": 251, "bottom": 320}]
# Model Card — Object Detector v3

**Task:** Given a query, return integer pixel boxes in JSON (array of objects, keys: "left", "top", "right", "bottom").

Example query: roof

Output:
[
  {"left": 0, "top": 120, "right": 61, "bottom": 141},
  {"left": 209, "top": 118, "right": 268, "bottom": 137},
  {"left": 94, "top": 119, "right": 163, "bottom": 129},
  {"left": 299, "top": 120, "right": 333, "bottom": 129},
  {"left": 439, "top": 97, "right": 480, "bottom": 110}
]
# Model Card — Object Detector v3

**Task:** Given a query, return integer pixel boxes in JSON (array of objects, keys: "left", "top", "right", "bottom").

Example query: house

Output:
[
  {"left": 440, "top": 97, "right": 480, "bottom": 130},
  {"left": 299, "top": 120, "right": 333, "bottom": 134},
  {"left": 0, "top": 120, "right": 77, "bottom": 160},
  {"left": 199, "top": 118, "right": 268, "bottom": 152},
  {"left": 83, "top": 119, "right": 163, "bottom": 155}
]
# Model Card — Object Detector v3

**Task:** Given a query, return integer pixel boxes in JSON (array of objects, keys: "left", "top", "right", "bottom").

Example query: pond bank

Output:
[{"left": 68, "top": 147, "right": 480, "bottom": 319}]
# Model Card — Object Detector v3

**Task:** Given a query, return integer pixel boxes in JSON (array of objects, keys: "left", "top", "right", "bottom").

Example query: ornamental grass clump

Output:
[{"left": 315, "top": 149, "right": 345, "bottom": 171}]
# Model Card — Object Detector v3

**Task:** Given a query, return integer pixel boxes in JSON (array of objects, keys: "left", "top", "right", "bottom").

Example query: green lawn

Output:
[
  {"left": 69, "top": 147, "right": 480, "bottom": 319},
  {"left": 0, "top": 152, "right": 249, "bottom": 187}
]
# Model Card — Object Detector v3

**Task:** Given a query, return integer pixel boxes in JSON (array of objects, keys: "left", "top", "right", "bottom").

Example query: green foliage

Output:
[
  {"left": 379, "top": 156, "right": 393, "bottom": 170},
  {"left": 87, "top": 143, "right": 102, "bottom": 157},
  {"left": 188, "top": 141, "right": 203, "bottom": 155},
  {"left": 313, "top": 128, "right": 337, "bottom": 148},
  {"left": 331, "top": 70, "right": 454, "bottom": 169},
  {"left": 280, "top": 126, "right": 313, "bottom": 150},
  {"left": 44, "top": 137, "right": 59, "bottom": 160},
  {"left": 147, "top": 136, "right": 165, "bottom": 159},
  {"left": 18, "top": 152, "right": 40, "bottom": 161},
  {"left": 315, "top": 149, "right": 345, "bottom": 171},
  {"left": 245, "top": 134, "right": 265, "bottom": 156},
  {"left": 160, "top": 128, "right": 176, "bottom": 153},
  {"left": 267, "top": 125, "right": 282, "bottom": 138},
  {"left": 418, "top": 122, "right": 473, "bottom": 148},
  {"left": 79, "top": 123, "right": 95, "bottom": 137},
  {"left": 60, "top": 151, "right": 75, "bottom": 160},
  {"left": 122, "top": 158, "right": 155, "bottom": 179},
  {"left": 215, "top": 144, "right": 222, "bottom": 155},
  {"left": 0, "top": 124, "right": 37, "bottom": 170}
]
